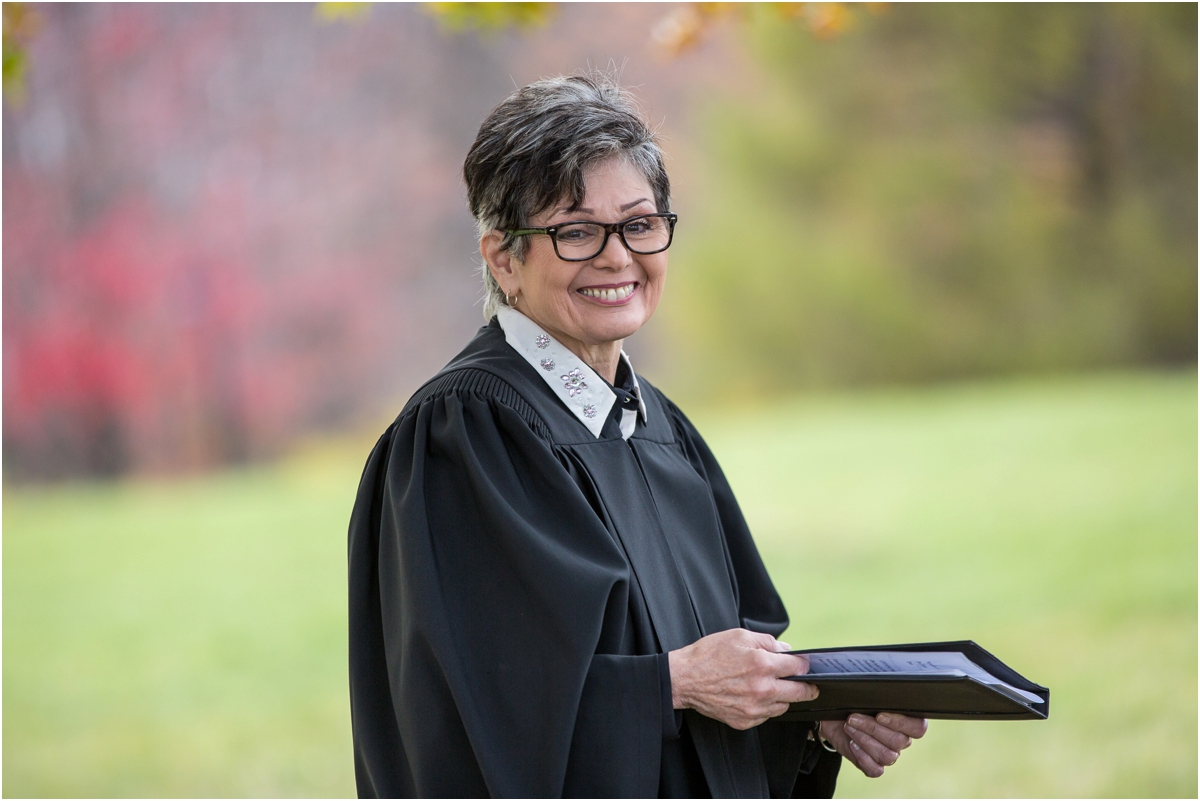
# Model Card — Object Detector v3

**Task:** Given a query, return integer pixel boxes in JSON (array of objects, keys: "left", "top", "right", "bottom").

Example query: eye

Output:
[
  {"left": 623, "top": 216, "right": 662, "bottom": 236},
  {"left": 556, "top": 224, "right": 599, "bottom": 244}
]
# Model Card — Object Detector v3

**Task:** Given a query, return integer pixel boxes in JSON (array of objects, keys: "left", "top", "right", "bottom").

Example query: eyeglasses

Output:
[{"left": 506, "top": 213, "right": 678, "bottom": 262}]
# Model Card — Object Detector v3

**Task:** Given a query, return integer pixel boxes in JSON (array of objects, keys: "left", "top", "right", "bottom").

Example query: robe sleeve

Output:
[
  {"left": 348, "top": 376, "right": 671, "bottom": 798},
  {"left": 657, "top": 393, "right": 843, "bottom": 798}
]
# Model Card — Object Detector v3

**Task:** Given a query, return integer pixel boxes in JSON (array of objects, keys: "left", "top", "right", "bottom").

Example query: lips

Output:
[{"left": 578, "top": 283, "right": 637, "bottom": 303}]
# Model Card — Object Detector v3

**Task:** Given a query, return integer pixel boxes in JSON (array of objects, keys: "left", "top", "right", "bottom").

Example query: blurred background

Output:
[{"left": 4, "top": 2, "right": 1196, "bottom": 796}]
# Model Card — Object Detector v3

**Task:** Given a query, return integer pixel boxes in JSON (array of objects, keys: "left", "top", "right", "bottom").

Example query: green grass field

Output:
[{"left": 4, "top": 370, "right": 1195, "bottom": 797}]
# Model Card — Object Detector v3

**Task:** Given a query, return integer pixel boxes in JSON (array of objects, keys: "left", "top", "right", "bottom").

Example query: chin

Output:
[
  {"left": 565, "top": 289, "right": 660, "bottom": 344},
  {"left": 582, "top": 312, "right": 648, "bottom": 345}
]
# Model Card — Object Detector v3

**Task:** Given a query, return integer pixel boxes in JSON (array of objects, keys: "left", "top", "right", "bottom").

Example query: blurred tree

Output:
[
  {"left": 7, "top": 4, "right": 1192, "bottom": 478},
  {"left": 341, "top": 2, "right": 869, "bottom": 48},
  {"left": 2, "top": 2, "right": 39, "bottom": 106},
  {"left": 423, "top": 2, "right": 556, "bottom": 32},
  {"left": 664, "top": 3, "right": 1197, "bottom": 398},
  {"left": 313, "top": 3, "right": 372, "bottom": 23},
  {"left": 650, "top": 3, "right": 886, "bottom": 56},
  {"left": 3, "top": 4, "right": 482, "bottom": 481}
]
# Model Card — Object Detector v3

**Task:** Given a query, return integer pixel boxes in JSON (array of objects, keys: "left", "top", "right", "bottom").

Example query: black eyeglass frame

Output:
[{"left": 505, "top": 212, "right": 679, "bottom": 262}]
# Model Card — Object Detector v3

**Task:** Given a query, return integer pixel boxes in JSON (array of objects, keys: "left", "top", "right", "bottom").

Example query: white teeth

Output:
[{"left": 581, "top": 284, "right": 634, "bottom": 300}]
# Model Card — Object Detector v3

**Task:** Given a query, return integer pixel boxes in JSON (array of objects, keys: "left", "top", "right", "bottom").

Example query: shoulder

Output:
[
  {"left": 393, "top": 323, "right": 553, "bottom": 442},
  {"left": 632, "top": 375, "right": 700, "bottom": 445},
  {"left": 404, "top": 366, "right": 552, "bottom": 441}
]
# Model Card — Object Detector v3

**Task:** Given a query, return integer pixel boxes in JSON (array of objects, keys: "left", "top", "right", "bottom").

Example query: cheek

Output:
[
  {"left": 516, "top": 249, "right": 571, "bottom": 299},
  {"left": 641, "top": 260, "right": 668, "bottom": 303}
]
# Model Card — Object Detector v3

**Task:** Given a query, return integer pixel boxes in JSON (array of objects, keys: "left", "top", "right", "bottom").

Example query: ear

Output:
[{"left": 481, "top": 230, "right": 520, "bottom": 296}]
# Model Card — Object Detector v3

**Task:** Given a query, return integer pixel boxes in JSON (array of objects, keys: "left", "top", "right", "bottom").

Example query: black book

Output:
[{"left": 780, "top": 640, "right": 1049, "bottom": 721}]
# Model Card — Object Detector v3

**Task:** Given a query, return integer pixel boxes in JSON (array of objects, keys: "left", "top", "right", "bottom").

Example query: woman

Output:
[{"left": 348, "top": 73, "right": 926, "bottom": 798}]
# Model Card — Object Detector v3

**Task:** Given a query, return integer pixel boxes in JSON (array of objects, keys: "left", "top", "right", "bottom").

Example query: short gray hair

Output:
[{"left": 463, "top": 72, "right": 671, "bottom": 320}]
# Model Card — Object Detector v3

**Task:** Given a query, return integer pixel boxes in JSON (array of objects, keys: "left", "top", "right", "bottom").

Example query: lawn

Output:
[{"left": 4, "top": 369, "right": 1196, "bottom": 797}]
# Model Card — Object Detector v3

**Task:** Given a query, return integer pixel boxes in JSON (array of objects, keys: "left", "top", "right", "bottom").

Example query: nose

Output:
[{"left": 591, "top": 228, "right": 633, "bottom": 270}]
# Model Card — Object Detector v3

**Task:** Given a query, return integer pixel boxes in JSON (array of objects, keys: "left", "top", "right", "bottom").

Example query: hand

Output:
[
  {"left": 819, "top": 713, "right": 927, "bottom": 778},
  {"left": 668, "top": 628, "right": 818, "bottom": 731}
]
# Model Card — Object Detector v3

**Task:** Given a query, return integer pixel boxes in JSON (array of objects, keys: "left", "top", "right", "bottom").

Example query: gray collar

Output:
[{"left": 496, "top": 307, "right": 647, "bottom": 439}]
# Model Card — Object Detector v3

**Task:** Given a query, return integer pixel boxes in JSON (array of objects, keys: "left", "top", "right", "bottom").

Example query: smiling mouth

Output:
[{"left": 578, "top": 283, "right": 637, "bottom": 302}]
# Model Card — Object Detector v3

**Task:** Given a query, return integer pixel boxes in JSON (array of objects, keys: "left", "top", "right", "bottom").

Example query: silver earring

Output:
[{"left": 506, "top": 291, "right": 517, "bottom": 307}]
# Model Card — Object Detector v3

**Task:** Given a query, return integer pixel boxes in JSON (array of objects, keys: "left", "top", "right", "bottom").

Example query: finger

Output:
[
  {"left": 767, "top": 701, "right": 792, "bottom": 719},
  {"left": 845, "top": 724, "right": 900, "bottom": 767},
  {"left": 764, "top": 651, "right": 810, "bottom": 677},
  {"left": 876, "top": 712, "right": 928, "bottom": 740},
  {"left": 752, "top": 632, "right": 799, "bottom": 660},
  {"left": 777, "top": 679, "right": 819, "bottom": 703},
  {"left": 847, "top": 738, "right": 885, "bottom": 779},
  {"left": 846, "top": 713, "right": 912, "bottom": 752},
  {"left": 738, "top": 714, "right": 775, "bottom": 731},
  {"left": 744, "top": 629, "right": 783, "bottom": 651}
]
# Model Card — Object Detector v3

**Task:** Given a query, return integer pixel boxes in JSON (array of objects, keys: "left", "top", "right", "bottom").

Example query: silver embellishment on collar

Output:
[
  {"left": 561, "top": 368, "right": 588, "bottom": 397},
  {"left": 539, "top": 358, "right": 555, "bottom": 371},
  {"left": 583, "top": 404, "right": 597, "bottom": 419},
  {"left": 495, "top": 307, "right": 645, "bottom": 440}
]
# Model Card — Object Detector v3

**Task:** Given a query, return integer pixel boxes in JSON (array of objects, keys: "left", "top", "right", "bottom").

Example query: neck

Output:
[
  {"left": 505, "top": 307, "right": 623, "bottom": 383},
  {"left": 566, "top": 340, "right": 622, "bottom": 384}
]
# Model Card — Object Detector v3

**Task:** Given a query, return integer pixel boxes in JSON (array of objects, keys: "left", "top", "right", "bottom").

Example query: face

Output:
[{"left": 485, "top": 159, "right": 669, "bottom": 357}]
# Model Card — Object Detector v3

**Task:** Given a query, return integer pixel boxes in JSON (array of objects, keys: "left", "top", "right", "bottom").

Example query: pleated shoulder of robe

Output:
[{"left": 348, "top": 319, "right": 841, "bottom": 798}]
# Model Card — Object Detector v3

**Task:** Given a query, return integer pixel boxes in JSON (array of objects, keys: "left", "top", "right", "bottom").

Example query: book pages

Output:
[{"left": 803, "top": 650, "right": 1043, "bottom": 705}]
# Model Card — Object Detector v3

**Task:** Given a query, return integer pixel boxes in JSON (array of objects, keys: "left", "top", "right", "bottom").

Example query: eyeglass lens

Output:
[{"left": 555, "top": 216, "right": 672, "bottom": 260}]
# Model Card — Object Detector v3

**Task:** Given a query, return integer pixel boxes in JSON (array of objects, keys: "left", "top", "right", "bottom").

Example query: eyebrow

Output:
[{"left": 560, "top": 198, "right": 654, "bottom": 217}]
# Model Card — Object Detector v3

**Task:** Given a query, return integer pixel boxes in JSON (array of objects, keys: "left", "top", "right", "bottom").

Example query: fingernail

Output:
[
  {"left": 778, "top": 641, "right": 791, "bottom": 651},
  {"left": 850, "top": 741, "right": 861, "bottom": 752},
  {"left": 849, "top": 714, "right": 865, "bottom": 726},
  {"left": 845, "top": 725, "right": 858, "bottom": 735},
  {"left": 877, "top": 713, "right": 891, "bottom": 725}
]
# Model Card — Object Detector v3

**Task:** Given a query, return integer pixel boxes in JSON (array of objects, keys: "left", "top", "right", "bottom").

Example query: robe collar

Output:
[{"left": 496, "top": 306, "right": 648, "bottom": 440}]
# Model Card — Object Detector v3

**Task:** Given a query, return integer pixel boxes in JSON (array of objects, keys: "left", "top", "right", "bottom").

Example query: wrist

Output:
[
  {"left": 667, "top": 648, "right": 690, "bottom": 710},
  {"left": 816, "top": 720, "right": 839, "bottom": 752}
]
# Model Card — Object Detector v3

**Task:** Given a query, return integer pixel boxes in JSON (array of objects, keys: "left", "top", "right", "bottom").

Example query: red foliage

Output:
[{"left": 3, "top": 3, "right": 741, "bottom": 480}]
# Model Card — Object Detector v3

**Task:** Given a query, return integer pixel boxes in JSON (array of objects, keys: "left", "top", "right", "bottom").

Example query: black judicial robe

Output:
[{"left": 348, "top": 320, "right": 841, "bottom": 798}]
